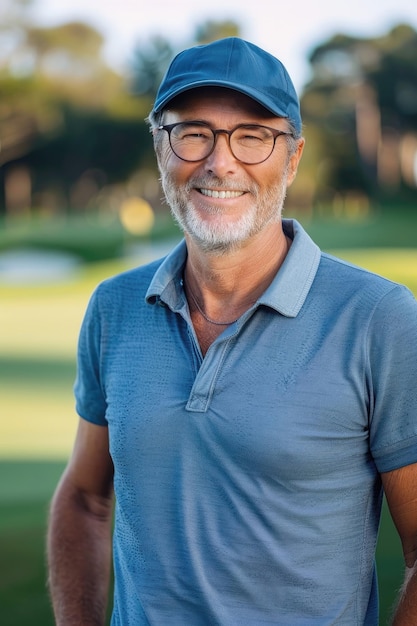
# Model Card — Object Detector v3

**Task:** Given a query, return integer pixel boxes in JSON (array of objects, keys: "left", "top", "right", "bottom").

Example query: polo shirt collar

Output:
[
  {"left": 259, "top": 219, "right": 321, "bottom": 317},
  {"left": 146, "top": 219, "right": 321, "bottom": 318}
]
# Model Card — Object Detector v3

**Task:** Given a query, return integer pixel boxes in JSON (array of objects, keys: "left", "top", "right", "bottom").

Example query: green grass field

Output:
[{"left": 1, "top": 242, "right": 417, "bottom": 625}]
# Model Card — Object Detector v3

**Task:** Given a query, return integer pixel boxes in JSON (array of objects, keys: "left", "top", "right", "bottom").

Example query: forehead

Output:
[{"left": 164, "top": 87, "right": 284, "bottom": 123}]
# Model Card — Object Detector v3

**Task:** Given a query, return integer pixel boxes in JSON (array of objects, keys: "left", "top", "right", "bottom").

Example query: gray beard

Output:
[{"left": 160, "top": 171, "right": 288, "bottom": 255}]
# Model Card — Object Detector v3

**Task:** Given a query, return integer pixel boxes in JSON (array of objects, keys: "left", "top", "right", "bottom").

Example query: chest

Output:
[
  {"left": 102, "top": 307, "right": 370, "bottom": 483},
  {"left": 190, "top": 313, "right": 227, "bottom": 355}
]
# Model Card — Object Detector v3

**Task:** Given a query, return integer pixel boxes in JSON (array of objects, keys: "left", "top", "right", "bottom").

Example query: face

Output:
[{"left": 155, "top": 88, "right": 304, "bottom": 254}]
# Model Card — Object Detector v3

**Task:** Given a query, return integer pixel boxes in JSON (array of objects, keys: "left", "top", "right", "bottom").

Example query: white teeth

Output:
[{"left": 200, "top": 189, "right": 244, "bottom": 199}]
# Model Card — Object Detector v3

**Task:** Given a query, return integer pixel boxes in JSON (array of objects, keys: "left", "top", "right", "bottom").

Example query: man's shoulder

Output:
[
  {"left": 99, "top": 257, "right": 165, "bottom": 292},
  {"left": 317, "top": 251, "right": 417, "bottom": 316},
  {"left": 319, "top": 250, "right": 402, "bottom": 290}
]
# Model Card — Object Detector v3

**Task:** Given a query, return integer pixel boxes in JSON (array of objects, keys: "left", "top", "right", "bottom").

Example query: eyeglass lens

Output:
[{"left": 169, "top": 123, "right": 277, "bottom": 164}]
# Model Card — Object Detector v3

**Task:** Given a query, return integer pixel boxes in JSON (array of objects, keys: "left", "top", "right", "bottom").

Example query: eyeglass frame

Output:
[{"left": 157, "top": 121, "right": 294, "bottom": 165}]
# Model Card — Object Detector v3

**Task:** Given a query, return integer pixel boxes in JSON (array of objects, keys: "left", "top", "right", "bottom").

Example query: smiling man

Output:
[
  {"left": 155, "top": 88, "right": 300, "bottom": 257},
  {"left": 47, "top": 38, "right": 417, "bottom": 625}
]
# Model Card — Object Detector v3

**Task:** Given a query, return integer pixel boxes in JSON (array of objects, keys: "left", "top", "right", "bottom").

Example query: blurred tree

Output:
[
  {"left": 0, "top": 15, "right": 153, "bottom": 218},
  {"left": 194, "top": 20, "right": 240, "bottom": 44},
  {"left": 0, "top": 16, "right": 243, "bottom": 219},
  {"left": 0, "top": 0, "right": 34, "bottom": 70},
  {"left": 369, "top": 24, "right": 417, "bottom": 128},
  {"left": 0, "top": 15, "right": 239, "bottom": 215},
  {"left": 300, "top": 23, "right": 417, "bottom": 212},
  {"left": 25, "top": 22, "right": 105, "bottom": 77},
  {"left": 128, "top": 20, "right": 241, "bottom": 103},
  {"left": 129, "top": 35, "right": 175, "bottom": 101}
]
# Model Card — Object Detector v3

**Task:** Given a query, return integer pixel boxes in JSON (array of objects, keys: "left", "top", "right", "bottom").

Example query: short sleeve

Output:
[
  {"left": 74, "top": 287, "right": 108, "bottom": 425},
  {"left": 368, "top": 284, "right": 417, "bottom": 472}
]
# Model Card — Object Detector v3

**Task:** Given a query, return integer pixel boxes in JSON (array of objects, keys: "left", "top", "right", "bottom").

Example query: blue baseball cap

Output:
[{"left": 152, "top": 37, "right": 302, "bottom": 134}]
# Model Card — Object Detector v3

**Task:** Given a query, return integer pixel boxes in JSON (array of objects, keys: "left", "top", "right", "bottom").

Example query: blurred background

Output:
[{"left": 1, "top": 0, "right": 417, "bottom": 623}]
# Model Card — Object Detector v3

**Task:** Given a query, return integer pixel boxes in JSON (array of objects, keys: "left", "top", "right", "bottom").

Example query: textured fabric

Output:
[
  {"left": 152, "top": 37, "right": 302, "bottom": 134},
  {"left": 74, "top": 219, "right": 417, "bottom": 625}
]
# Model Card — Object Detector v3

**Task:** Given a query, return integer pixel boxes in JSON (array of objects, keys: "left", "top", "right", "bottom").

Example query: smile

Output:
[{"left": 199, "top": 189, "right": 245, "bottom": 199}]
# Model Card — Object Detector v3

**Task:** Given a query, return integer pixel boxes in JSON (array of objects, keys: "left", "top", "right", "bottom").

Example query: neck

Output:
[
  {"left": 184, "top": 222, "right": 291, "bottom": 320},
  {"left": 182, "top": 222, "right": 291, "bottom": 355},
  {"left": 185, "top": 222, "right": 289, "bottom": 292}
]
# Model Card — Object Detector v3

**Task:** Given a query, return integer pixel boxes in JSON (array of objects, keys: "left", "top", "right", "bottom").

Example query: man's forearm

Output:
[
  {"left": 392, "top": 565, "right": 417, "bottom": 625},
  {"left": 47, "top": 486, "right": 113, "bottom": 626}
]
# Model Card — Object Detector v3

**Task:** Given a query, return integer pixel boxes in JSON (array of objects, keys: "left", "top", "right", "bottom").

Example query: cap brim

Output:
[{"left": 153, "top": 79, "right": 289, "bottom": 120}]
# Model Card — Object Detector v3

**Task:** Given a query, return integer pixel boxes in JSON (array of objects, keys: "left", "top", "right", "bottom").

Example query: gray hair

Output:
[{"left": 146, "top": 109, "right": 162, "bottom": 131}]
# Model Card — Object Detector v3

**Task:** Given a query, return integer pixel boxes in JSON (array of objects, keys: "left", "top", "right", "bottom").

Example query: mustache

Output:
[{"left": 184, "top": 175, "right": 258, "bottom": 194}]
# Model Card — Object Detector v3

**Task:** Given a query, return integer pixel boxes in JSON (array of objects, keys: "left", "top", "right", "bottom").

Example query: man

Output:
[{"left": 47, "top": 37, "right": 417, "bottom": 625}]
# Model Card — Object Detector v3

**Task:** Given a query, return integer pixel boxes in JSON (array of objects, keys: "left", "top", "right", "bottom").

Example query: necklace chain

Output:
[{"left": 186, "top": 281, "right": 242, "bottom": 326}]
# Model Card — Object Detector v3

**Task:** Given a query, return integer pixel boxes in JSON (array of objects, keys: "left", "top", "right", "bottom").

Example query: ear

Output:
[{"left": 286, "top": 138, "right": 305, "bottom": 187}]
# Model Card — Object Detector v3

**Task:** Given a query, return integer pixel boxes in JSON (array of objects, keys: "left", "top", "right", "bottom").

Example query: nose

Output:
[{"left": 203, "top": 132, "right": 238, "bottom": 177}]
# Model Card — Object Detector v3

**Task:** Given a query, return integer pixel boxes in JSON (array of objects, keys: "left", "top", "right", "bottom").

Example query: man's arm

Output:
[
  {"left": 381, "top": 462, "right": 417, "bottom": 625},
  {"left": 47, "top": 418, "right": 114, "bottom": 626}
]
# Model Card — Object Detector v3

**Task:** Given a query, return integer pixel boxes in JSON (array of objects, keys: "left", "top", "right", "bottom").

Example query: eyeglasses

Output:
[{"left": 157, "top": 122, "right": 293, "bottom": 165}]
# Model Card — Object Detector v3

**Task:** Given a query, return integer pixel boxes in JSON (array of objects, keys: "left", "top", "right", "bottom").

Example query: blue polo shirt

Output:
[{"left": 75, "top": 219, "right": 417, "bottom": 625}]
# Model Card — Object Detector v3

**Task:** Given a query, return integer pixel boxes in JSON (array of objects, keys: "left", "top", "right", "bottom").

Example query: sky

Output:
[{"left": 31, "top": 0, "right": 417, "bottom": 91}]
